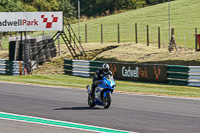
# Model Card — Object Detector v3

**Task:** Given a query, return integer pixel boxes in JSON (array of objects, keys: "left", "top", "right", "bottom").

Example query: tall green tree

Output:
[
  {"left": 0, "top": 0, "right": 25, "bottom": 12},
  {"left": 59, "top": 0, "right": 76, "bottom": 19},
  {"left": 0, "top": 0, "right": 170, "bottom": 18},
  {"left": 32, "top": 0, "right": 51, "bottom": 11}
]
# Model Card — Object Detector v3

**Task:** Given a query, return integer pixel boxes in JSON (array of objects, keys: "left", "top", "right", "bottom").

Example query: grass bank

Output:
[
  {"left": 0, "top": 74, "right": 200, "bottom": 99},
  {"left": 70, "top": 0, "right": 200, "bottom": 48}
]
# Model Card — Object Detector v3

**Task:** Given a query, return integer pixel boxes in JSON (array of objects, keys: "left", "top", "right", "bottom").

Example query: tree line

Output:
[{"left": 0, "top": 0, "right": 170, "bottom": 19}]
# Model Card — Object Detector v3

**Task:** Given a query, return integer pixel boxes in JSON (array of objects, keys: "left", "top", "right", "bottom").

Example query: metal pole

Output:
[
  {"left": 19, "top": 32, "right": 23, "bottom": 61},
  {"left": 195, "top": 28, "right": 198, "bottom": 51},
  {"left": 147, "top": 25, "right": 149, "bottom": 46},
  {"left": 158, "top": 27, "right": 160, "bottom": 49},
  {"left": 135, "top": 23, "right": 138, "bottom": 44},
  {"left": 78, "top": 0, "right": 81, "bottom": 43},
  {"left": 101, "top": 24, "right": 103, "bottom": 44},
  {"left": 58, "top": 35, "right": 61, "bottom": 56},
  {"left": 24, "top": 31, "right": 30, "bottom": 73},
  {"left": 118, "top": 23, "right": 120, "bottom": 43},
  {"left": 14, "top": 37, "right": 19, "bottom": 61}
]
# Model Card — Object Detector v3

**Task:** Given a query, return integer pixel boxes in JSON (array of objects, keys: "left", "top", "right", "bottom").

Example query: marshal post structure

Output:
[
  {"left": 0, "top": 12, "right": 63, "bottom": 73},
  {"left": 0, "top": 12, "right": 87, "bottom": 74}
]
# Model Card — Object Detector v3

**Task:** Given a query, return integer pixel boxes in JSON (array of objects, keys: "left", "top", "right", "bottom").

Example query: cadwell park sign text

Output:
[
  {"left": 0, "top": 12, "right": 63, "bottom": 32},
  {"left": 109, "top": 62, "right": 168, "bottom": 83}
]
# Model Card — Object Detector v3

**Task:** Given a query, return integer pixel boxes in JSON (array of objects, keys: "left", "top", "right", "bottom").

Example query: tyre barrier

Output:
[
  {"left": 9, "top": 35, "right": 57, "bottom": 68},
  {"left": 50, "top": 39, "right": 57, "bottom": 58},
  {"left": 0, "top": 58, "right": 24, "bottom": 76},
  {"left": 64, "top": 59, "right": 104, "bottom": 77},
  {"left": 167, "top": 65, "right": 200, "bottom": 87},
  {"left": 42, "top": 39, "right": 51, "bottom": 61},
  {"left": 30, "top": 39, "right": 38, "bottom": 61}
]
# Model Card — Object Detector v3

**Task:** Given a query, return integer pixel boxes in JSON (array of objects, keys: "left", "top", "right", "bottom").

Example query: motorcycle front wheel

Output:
[
  {"left": 88, "top": 95, "right": 96, "bottom": 107},
  {"left": 103, "top": 92, "right": 112, "bottom": 109}
]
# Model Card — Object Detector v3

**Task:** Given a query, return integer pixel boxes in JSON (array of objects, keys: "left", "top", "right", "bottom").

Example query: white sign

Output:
[{"left": 0, "top": 12, "right": 63, "bottom": 32}]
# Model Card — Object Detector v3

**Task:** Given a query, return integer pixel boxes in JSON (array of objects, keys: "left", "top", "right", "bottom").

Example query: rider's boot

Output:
[
  {"left": 86, "top": 85, "right": 91, "bottom": 94},
  {"left": 91, "top": 88, "right": 95, "bottom": 99}
]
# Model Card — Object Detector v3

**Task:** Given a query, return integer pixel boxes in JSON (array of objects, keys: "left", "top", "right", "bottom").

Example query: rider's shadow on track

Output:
[{"left": 54, "top": 107, "right": 102, "bottom": 110}]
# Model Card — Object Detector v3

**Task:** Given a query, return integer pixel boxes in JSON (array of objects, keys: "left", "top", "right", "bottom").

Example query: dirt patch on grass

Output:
[
  {"left": 85, "top": 45, "right": 119, "bottom": 60},
  {"left": 0, "top": 50, "right": 9, "bottom": 59},
  {"left": 94, "top": 43, "right": 200, "bottom": 66},
  {"left": 32, "top": 58, "right": 64, "bottom": 74}
]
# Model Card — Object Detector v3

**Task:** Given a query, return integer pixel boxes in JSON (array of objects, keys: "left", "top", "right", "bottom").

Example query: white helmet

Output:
[{"left": 102, "top": 63, "right": 110, "bottom": 73}]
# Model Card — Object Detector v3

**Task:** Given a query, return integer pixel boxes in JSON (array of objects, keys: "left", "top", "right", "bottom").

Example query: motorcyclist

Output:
[{"left": 91, "top": 63, "right": 112, "bottom": 98}]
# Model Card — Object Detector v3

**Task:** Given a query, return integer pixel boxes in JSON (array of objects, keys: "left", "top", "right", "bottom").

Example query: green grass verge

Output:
[{"left": 0, "top": 74, "right": 200, "bottom": 98}]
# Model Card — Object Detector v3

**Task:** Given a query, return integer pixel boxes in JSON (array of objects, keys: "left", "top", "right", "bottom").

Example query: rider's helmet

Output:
[{"left": 102, "top": 63, "right": 110, "bottom": 73}]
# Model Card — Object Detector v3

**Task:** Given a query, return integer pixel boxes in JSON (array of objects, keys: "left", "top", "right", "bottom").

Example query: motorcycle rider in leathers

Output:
[{"left": 91, "top": 63, "right": 112, "bottom": 98}]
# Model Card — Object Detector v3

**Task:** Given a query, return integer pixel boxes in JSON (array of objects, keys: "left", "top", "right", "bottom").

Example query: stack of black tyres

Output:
[
  {"left": 43, "top": 39, "right": 51, "bottom": 61},
  {"left": 50, "top": 39, "right": 57, "bottom": 58},
  {"left": 9, "top": 36, "right": 57, "bottom": 66},
  {"left": 30, "top": 38, "right": 38, "bottom": 61},
  {"left": 9, "top": 41, "right": 16, "bottom": 61},
  {"left": 37, "top": 41, "right": 46, "bottom": 64}
]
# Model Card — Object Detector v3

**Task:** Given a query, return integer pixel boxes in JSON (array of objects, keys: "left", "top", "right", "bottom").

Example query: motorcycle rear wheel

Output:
[
  {"left": 88, "top": 95, "right": 96, "bottom": 107},
  {"left": 103, "top": 92, "right": 111, "bottom": 109}
]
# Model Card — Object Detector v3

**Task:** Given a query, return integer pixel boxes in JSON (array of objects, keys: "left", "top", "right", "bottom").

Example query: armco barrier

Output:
[
  {"left": 64, "top": 59, "right": 200, "bottom": 87},
  {"left": 0, "top": 59, "right": 24, "bottom": 76},
  {"left": 64, "top": 59, "right": 104, "bottom": 77},
  {"left": 167, "top": 65, "right": 189, "bottom": 85},
  {"left": 167, "top": 65, "right": 200, "bottom": 87},
  {"left": 188, "top": 66, "right": 200, "bottom": 87},
  {"left": 64, "top": 59, "right": 168, "bottom": 82}
]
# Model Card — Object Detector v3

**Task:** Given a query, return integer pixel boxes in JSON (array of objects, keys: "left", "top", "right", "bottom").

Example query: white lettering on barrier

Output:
[{"left": 122, "top": 66, "right": 139, "bottom": 77}]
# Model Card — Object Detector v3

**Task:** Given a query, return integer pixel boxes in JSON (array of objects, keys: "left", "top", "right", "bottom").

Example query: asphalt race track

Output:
[{"left": 0, "top": 82, "right": 200, "bottom": 133}]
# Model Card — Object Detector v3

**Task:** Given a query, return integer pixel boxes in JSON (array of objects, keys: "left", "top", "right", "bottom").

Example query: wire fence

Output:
[
  {"left": 71, "top": 23, "right": 197, "bottom": 49},
  {"left": 0, "top": 23, "right": 198, "bottom": 50}
]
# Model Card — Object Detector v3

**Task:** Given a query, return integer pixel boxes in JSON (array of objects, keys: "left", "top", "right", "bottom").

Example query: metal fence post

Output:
[
  {"left": 118, "top": 23, "right": 120, "bottom": 43},
  {"left": 147, "top": 25, "right": 149, "bottom": 46},
  {"left": 101, "top": 24, "right": 103, "bottom": 44},
  {"left": 158, "top": 27, "right": 160, "bottom": 49},
  {"left": 135, "top": 23, "right": 138, "bottom": 44},
  {"left": 195, "top": 28, "right": 198, "bottom": 51}
]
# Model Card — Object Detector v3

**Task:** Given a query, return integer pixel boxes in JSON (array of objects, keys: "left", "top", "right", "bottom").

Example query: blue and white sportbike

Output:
[{"left": 86, "top": 75, "right": 116, "bottom": 109}]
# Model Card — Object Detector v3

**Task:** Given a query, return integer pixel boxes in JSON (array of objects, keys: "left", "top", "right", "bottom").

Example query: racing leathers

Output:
[{"left": 91, "top": 68, "right": 112, "bottom": 98}]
